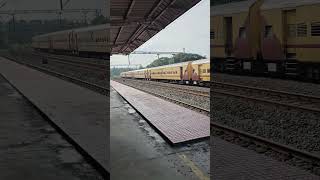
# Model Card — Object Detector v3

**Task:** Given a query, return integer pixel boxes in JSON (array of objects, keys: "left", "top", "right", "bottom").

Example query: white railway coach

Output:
[{"left": 32, "top": 24, "right": 109, "bottom": 59}]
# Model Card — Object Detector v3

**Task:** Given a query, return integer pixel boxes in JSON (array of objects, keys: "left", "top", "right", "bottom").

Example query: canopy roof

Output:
[{"left": 110, "top": 0, "right": 201, "bottom": 55}]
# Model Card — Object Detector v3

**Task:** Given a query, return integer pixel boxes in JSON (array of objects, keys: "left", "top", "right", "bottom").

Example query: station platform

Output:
[
  {"left": 110, "top": 87, "right": 210, "bottom": 180},
  {"left": 212, "top": 137, "right": 320, "bottom": 179},
  {"left": 111, "top": 80, "right": 210, "bottom": 144},
  {"left": 0, "top": 73, "right": 102, "bottom": 179},
  {"left": 0, "top": 57, "right": 108, "bottom": 174}
]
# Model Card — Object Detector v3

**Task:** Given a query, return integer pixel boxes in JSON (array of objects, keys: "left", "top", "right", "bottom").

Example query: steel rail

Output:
[
  {"left": 117, "top": 78, "right": 210, "bottom": 97},
  {"left": 212, "top": 81, "right": 320, "bottom": 101},
  {"left": 211, "top": 121, "right": 320, "bottom": 174},
  {"left": 114, "top": 80, "right": 210, "bottom": 116},
  {"left": 211, "top": 81, "right": 320, "bottom": 113},
  {"left": 31, "top": 52, "right": 107, "bottom": 71}
]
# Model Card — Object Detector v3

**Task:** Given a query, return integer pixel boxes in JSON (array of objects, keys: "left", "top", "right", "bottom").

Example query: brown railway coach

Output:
[{"left": 211, "top": 0, "right": 320, "bottom": 82}]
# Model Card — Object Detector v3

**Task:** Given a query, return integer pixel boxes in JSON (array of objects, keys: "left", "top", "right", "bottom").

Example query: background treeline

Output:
[
  {"left": 111, "top": 53, "right": 206, "bottom": 77},
  {"left": 0, "top": 15, "right": 107, "bottom": 48},
  {"left": 146, "top": 53, "right": 205, "bottom": 68}
]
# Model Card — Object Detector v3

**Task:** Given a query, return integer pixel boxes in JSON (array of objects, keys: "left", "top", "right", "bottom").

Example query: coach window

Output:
[
  {"left": 287, "top": 24, "right": 297, "bottom": 37},
  {"left": 210, "top": 31, "right": 215, "bottom": 39},
  {"left": 239, "top": 27, "right": 246, "bottom": 39},
  {"left": 311, "top": 22, "right": 320, "bottom": 36},
  {"left": 264, "top": 26, "right": 273, "bottom": 38},
  {"left": 297, "top": 23, "right": 307, "bottom": 37}
]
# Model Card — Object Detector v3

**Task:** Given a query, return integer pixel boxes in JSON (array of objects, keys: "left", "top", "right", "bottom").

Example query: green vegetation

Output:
[
  {"left": 111, "top": 67, "right": 135, "bottom": 78},
  {"left": 146, "top": 53, "right": 205, "bottom": 68},
  {"left": 111, "top": 53, "right": 205, "bottom": 78},
  {"left": 0, "top": 15, "right": 107, "bottom": 48},
  {"left": 91, "top": 15, "right": 108, "bottom": 25}
]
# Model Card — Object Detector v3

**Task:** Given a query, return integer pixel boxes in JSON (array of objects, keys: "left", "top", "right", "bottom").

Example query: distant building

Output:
[{"left": 211, "top": 0, "right": 246, "bottom": 6}]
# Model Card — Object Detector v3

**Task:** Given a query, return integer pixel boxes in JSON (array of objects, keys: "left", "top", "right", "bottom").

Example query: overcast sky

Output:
[{"left": 110, "top": 0, "right": 210, "bottom": 67}]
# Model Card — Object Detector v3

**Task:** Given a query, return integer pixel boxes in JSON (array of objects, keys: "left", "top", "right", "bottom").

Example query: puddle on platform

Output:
[
  {"left": 58, "top": 148, "right": 82, "bottom": 163},
  {"left": 143, "top": 126, "right": 165, "bottom": 143},
  {"left": 124, "top": 104, "right": 131, "bottom": 108},
  {"left": 138, "top": 119, "right": 145, "bottom": 125},
  {"left": 128, "top": 108, "right": 136, "bottom": 114},
  {"left": 124, "top": 104, "right": 136, "bottom": 114},
  {"left": 7, "top": 92, "right": 21, "bottom": 98},
  {"left": 47, "top": 133, "right": 72, "bottom": 147}
]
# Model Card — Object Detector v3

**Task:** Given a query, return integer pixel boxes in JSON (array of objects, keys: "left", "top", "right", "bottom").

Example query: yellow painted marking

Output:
[{"left": 178, "top": 153, "right": 210, "bottom": 180}]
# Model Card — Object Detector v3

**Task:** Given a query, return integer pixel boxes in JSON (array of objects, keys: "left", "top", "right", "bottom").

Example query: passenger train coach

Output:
[
  {"left": 121, "top": 59, "right": 210, "bottom": 86},
  {"left": 211, "top": 0, "right": 320, "bottom": 82},
  {"left": 32, "top": 24, "right": 109, "bottom": 59}
]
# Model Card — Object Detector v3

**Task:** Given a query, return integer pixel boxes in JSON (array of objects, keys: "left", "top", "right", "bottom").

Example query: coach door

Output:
[
  {"left": 224, "top": 17, "right": 233, "bottom": 56},
  {"left": 49, "top": 37, "right": 53, "bottom": 52},
  {"left": 75, "top": 33, "right": 79, "bottom": 54},
  {"left": 68, "top": 32, "right": 72, "bottom": 51},
  {"left": 283, "top": 10, "right": 297, "bottom": 59},
  {"left": 180, "top": 66, "right": 183, "bottom": 80}
]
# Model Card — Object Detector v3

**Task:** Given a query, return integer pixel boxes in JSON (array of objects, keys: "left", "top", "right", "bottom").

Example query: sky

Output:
[{"left": 110, "top": 0, "right": 210, "bottom": 67}]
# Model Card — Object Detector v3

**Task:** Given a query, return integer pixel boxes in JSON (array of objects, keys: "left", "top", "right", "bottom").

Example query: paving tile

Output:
[{"left": 111, "top": 80, "right": 209, "bottom": 144}]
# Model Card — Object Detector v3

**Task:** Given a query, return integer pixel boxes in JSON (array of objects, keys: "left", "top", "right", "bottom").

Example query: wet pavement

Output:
[
  {"left": 110, "top": 87, "right": 210, "bottom": 180},
  {"left": 0, "top": 74, "right": 103, "bottom": 179},
  {"left": 0, "top": 57, "right": 108, "bottom": 173}
]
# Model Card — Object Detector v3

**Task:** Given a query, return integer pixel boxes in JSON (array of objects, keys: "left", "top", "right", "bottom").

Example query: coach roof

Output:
[{"left": 211, "top": 0, "right": 320, "bottom": 16}]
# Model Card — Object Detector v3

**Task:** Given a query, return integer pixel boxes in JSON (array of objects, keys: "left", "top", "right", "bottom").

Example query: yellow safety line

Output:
[{"left": 178, "top": 153, "right": 210, "bottom": 180}]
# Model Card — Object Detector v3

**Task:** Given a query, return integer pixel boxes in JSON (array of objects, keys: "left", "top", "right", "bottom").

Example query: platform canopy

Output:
[{"left": 110, "top": 0, "right": 201, "bottom": 55}]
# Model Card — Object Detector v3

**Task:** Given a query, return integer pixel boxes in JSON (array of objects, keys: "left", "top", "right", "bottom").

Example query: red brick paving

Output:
[{"left": 111, "top": 80, "right": 210, "bottom": 144}]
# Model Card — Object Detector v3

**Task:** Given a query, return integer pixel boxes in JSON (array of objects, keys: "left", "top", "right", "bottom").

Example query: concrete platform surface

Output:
[
  {"left": 212, "top": 137, "right": 320, "bottom": 180},
  {"left": 111, "top": 80, "right": 209, "bottom": 144},
  {"left": 0, "top": 57, "right": 108, "bottom": 172},
  {"left": 0, "top": 74, "right": 103, "bottom": 180},
  {"left": 110, "top": 88, "right": 210, "bottom": 180}
]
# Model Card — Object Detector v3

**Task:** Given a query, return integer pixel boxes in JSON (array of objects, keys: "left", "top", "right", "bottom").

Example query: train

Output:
[
  {"left": 120, "top": 59, "right": 210, "bottom": 86},
  {"left": 211, "top": 0, "right": 320, "bottom": 82},
  {"left": 32, "top": 24, "right": 109, "bottom": 59}
]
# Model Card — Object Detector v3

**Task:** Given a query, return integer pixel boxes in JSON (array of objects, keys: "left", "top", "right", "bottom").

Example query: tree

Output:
[
  {"left": 146, "top": 53, "right": 205, "bottom": 68},
  {"left": 91, "top": 15, "right": 107, "bottom": 25}
]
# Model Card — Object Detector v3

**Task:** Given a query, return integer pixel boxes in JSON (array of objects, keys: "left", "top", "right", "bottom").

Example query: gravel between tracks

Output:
[
  {"left": 114, "top": 78, "right": 210, "bottom": 113},
  {"left": 3, "top": 51, "right": 108, "bottom": 88},
  {"left": 213, "top": 73, "right": 320, "bottom": 96},
  {"left": 211, "top": 73, "right": 320, "bottom": 155}
]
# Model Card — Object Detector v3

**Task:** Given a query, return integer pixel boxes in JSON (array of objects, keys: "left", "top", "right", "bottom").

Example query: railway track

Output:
[
  {"left": 117, "top": 78, "right": 210, "bottom": 97},
  {"left": 31, "top": 52, "right": 108, "bottom": 72},
  {"left": 118, "top": 78, "right": 320, "bottom": 113},
  {"left": 114, "top": 79, "right": 210, "bottom": 116},
  {"left": 3, "top": 55, "right": 108, "bottom": 96},
  {"left": 212, "top": 81, "right": 320, "bottom": 114},
  {"left": 211, "top": 121, "right": 320, "bottom": 175}
]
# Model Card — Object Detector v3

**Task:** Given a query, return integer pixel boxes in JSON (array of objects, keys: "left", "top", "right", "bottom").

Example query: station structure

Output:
[{"left": 0, "top": 0, "right": 317, "bottom": 179}]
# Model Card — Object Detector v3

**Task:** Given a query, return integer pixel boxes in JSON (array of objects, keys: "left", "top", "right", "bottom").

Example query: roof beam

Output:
[
  {"left": 117, "top": 0, "right": 165, "bottom": 52},
  {"left": 110, "top": 19, "right": 151, "bottom": 28},
  {"left": 113, "top": 0, "right": 136, "bottom": 49},
  {"left": 125, "top": 0, "right": 136, "bottom": 18},
  {"left": 120, "top": 0, "right": 178, "bottom": 53}
]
